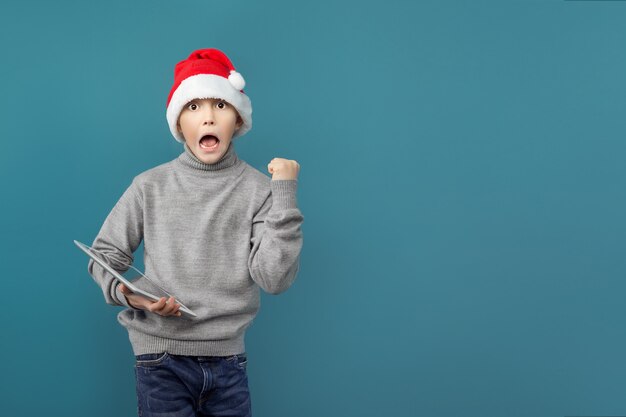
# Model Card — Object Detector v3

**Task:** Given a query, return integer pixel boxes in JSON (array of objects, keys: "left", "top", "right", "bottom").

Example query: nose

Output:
[{"left": 202, "top": 106, "right": 215, "bottom": 125}]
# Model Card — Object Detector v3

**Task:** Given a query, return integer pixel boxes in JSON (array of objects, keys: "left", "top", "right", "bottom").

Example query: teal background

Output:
[{"left": 1, "top": 0, "right": 625, "bottom": 416}]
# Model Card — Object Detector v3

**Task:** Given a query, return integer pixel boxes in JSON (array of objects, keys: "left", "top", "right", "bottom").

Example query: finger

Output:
[
  {"left": 155, "top": 297, "right": 169, "bottom": 315},
  {"left": 161, "top": 298, "right": 182, "bottom": 317},
  {"left": 170, "top": 303, "right": 181, "bottom": 317},
  {"left": 157, "top": 297, "right": 177, "bottom": 315},
  {"left": 163, "top": 297, "right": 178, "bottom": 315},
  {"left": 149, "top": 297, "right": 167, "bottom": 313}
]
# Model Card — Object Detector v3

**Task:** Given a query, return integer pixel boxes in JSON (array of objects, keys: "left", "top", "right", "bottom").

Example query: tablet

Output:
[{"left": 74, "top": 240, "right": 197, "bottom": 318}]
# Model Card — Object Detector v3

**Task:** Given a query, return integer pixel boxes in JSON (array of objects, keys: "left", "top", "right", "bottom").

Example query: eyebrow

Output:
[{"left": 190, "top": 98, "right": 224, "bottom": 103}]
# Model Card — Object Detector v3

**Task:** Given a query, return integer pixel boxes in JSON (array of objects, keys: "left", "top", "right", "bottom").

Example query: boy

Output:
[{"left": 87, "top": 48, "right": 304, "bottom": 417}]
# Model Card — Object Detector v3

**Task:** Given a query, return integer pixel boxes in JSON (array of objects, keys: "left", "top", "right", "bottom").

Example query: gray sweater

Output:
[{"left": 87, "top": 141, "right": 304, "bottom": 356}]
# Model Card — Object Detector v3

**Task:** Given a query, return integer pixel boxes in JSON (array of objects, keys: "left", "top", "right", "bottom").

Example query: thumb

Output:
[{"left": 119, "top": 283, "right": 128, "bottom": 293}]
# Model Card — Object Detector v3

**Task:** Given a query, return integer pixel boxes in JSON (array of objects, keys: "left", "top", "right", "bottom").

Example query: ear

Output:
[{"left": 236, "top": 115, "right": 243, "bottom": 129}]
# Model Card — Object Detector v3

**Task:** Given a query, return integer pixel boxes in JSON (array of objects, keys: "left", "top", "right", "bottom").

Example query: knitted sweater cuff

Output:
[{"left": 270, "top": 180, "right": 298, "bottom": 210}]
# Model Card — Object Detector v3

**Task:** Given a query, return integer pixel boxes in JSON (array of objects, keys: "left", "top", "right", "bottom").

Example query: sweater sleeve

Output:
[
  {"left": 87, "top": 179, "right": 144, "bottom": 309},
  {"left": 248, "top": 179, "right": 304, "bottom": 295}
]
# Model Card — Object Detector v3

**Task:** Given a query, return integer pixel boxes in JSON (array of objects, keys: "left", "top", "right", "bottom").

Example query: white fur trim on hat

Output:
[{"left": 166, "top": 74, "right": 252, "bottom": 143}]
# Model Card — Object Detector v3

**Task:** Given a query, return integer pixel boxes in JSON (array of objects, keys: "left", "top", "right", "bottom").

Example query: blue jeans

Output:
[{"left": 134, "top": 352, "right": 252, "bottom": 417}]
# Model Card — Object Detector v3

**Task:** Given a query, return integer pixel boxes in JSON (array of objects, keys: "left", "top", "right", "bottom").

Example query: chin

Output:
[{"left": 198, "top": 149, "right": 223, "bottom": 162}]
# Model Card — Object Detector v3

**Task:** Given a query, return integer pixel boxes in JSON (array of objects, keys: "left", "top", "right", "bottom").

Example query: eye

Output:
[
  {"left": 216, "top": 101, "right": 227, "bottom": 109},
  {"left": 187, "top": 102, "right": 198, "bottom": 111}
]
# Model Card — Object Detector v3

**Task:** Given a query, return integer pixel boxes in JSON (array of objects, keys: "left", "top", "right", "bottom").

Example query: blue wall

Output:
[{"left": 2, "top": 1, "right": 626, "bottom": 416}]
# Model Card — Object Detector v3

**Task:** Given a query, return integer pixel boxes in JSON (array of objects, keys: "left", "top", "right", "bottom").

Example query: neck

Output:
[{"left": 178, "top": 141, "right": 239, "bottom": 171}]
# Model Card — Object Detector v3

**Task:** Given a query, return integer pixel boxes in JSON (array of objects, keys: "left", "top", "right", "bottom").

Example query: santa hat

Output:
[{"left": 166, "top": 48, "right": 252, "bottom": 143}]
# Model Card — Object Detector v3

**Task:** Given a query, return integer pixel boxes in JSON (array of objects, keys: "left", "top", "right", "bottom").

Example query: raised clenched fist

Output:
[{"left": 267, "top": 158, "right": 300, "bottom": 180}]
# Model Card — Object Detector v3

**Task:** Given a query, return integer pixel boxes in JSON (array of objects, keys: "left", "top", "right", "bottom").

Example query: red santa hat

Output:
[{"left": 166, "top": 48, "right": 252, "bottom": 143}]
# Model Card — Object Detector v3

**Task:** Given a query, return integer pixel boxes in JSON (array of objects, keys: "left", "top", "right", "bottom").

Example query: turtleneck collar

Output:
[{"left": 177, "top": 141, "right": 239, "bottom": 172}]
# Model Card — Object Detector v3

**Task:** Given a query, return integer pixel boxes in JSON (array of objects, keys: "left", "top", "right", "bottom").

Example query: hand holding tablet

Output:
[
  {"left": 118, "top": 283, "right": 184, "bottom": 317},
  {"left": 74, "top": 240, "right": 197, "bottom": 318}
]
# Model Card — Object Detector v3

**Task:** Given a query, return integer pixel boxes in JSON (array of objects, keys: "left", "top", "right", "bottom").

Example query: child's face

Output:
[{"left": 177, "top": 98, "right": 243, "bottom": 164}]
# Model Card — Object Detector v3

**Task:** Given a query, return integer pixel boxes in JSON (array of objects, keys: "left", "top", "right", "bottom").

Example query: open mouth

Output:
[{"left": 199, "top": 135, "right": 220, "bottom": 151}]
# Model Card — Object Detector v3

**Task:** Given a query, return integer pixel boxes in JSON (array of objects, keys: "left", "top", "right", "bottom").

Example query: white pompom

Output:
[{"left": 228, "top": 70, "right": 246, "bottom": 90}]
